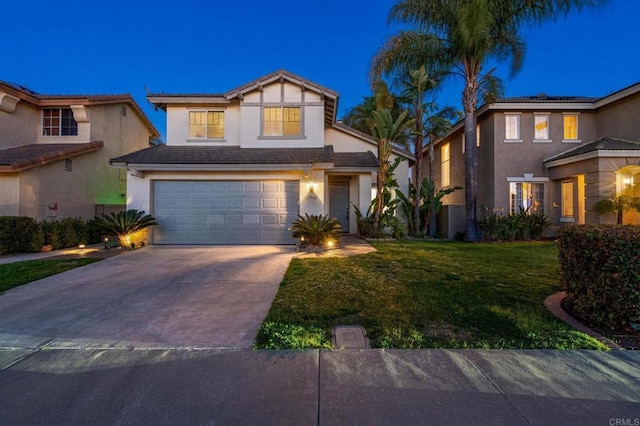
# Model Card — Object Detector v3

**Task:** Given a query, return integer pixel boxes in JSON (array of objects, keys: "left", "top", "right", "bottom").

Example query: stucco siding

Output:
[
  {"left": 0, "top": 101, "right": 38, "bottom": 149},
  {"left": 596, "top": 93, "right": 640, "bottom": 140},
  {"left": 0, "top": 175, "right": 19, "bottom": 215},
  {"left": 19, "top": 154, "right": 100, "bottom": 219}
]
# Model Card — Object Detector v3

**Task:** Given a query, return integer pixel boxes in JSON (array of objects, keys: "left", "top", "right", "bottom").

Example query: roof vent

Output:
[{"left": 536, "top": 93, "right": 548, "bottom": 99}]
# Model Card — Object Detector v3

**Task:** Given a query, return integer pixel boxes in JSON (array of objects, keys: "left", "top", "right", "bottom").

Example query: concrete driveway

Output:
[{"left": 0, "top": 246, "right": 295, "bottom": 349}]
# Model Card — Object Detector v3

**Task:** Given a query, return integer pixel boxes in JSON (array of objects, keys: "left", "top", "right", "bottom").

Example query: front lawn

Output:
[
  {"left": 256, "top": 241, "right": 607, "bottom": 350},
  {"left": 0, "top": 258, "right": 102, "bottom": 293}
]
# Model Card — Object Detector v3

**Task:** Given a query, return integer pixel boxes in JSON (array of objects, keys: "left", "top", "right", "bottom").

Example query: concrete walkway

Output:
[{"left": 0, "top": 348, "right": 638, "bottom": 425}]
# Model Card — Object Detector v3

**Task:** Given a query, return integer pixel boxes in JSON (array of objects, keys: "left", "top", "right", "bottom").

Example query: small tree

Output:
[
  {"left": 94, "top": 209, "right": 158, "bottom": 248},
  {"left": 594, "top": 195, "right": 640, "bottom": 225},
  {"left": 368, "top": 108, "right": 414, "bottom": 230}
]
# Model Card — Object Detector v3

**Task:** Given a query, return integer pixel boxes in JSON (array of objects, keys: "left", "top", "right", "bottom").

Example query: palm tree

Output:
[
  {"left": 368, "top": 108, "right": 414, "bottom": 229},
  {"left": 398, "top": 65, "right": 460, "bottom": 235},
  {"left": 372, "top": 0, "right": 610, "bottom": 241}
]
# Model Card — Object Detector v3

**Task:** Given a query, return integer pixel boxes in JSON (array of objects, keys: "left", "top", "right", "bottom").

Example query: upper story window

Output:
[
  {"left": 504, "top": 114, "right": 521, "bottom": 142},
  {"left": 263, "top": 106, "right": 301, "bottom": 137},
  {"left": 43, "top": 108, "right": 77, "bottom": 136},
  {"left": 534, "top": 114, "right": 550, "bottom": 141},
  {"left": 189, "top": 111, "right": 224, "bottom": 139},
  {"left": 563, "top": 114, "right": 579, "bottom": 142},
  {"left": 441, "top": 142, "right": 450, "bottom": 187}
]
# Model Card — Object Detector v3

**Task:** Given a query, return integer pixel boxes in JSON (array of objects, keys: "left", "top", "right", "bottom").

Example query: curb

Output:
[{"left": 545, "top": 291, "right": 623, "bottom": 350}]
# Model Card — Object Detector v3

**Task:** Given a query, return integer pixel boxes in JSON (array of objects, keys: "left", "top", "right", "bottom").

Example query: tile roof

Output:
[
  {"left": 111, "top": 145, "right": 335, "bottom": 165},
  {"left": 494, "top": 95, "right": 598, "bottom": 104},
  {"left": 544, "top": 137, "right": 640, "bottom": 163},
  {"left": 111, "top": 144, "right": 380, "bottom": 170},
  {"left": 0, "top": 141, "right": 104, "bottom": 172},
  {"left": 333, "top": 151, "right": 379, "bottom": 168}
]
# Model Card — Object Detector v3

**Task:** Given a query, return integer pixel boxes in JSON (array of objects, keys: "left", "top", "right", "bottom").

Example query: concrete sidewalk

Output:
[{"left": 0, "top": 348, "right": 638, "bottom": 425}]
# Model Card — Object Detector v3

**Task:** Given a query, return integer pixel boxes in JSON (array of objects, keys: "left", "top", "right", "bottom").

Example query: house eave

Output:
[
  {"left": 117, "top": 162, "right": 335, "bottom": 173},
  {"left": 544, "top": 150, "right": 640, "bottom": 168}
]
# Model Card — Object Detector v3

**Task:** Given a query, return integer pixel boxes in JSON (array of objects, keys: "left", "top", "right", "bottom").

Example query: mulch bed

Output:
[{"left": 562, "top": 299, "right": 640, "bottom": 350}]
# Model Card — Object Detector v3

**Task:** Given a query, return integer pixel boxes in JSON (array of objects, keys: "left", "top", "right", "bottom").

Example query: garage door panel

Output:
[{"left": 153, "top": 180, "right": 298, "bottom": 244}]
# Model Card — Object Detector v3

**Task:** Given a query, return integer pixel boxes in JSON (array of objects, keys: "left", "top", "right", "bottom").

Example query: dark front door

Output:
[{"left": 329, "top": 180, "right": 350, "bottom": 232}]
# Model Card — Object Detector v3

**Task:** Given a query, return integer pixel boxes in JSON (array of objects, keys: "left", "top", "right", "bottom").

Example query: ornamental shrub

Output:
[
  {"left": 478, "top": 208, "right": 550, "bottom": 241},
  {"left": 558, "top": 225, "right": 640, "bottom": 329},
  {"left": 0, "top": 217, "right": 44, "bottom": 254}
]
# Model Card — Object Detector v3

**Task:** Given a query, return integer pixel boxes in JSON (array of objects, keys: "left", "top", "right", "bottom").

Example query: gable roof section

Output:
[
  {"left": 0, "top": 81, "right": 159, "bottom": 138},
  {"left": 147, "top": 70, "right": 339, "bottom": 125},
  {"left": 0, "top": 141, "right": 104, "bottom": 172},
  {"left": 333, "top": 151, "right": 379, "bottom": 168},
  {"left": 544, "top": 137, "right": 640, "bottom": 167}
]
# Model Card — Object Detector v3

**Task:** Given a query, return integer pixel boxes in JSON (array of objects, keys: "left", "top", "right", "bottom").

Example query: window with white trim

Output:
[
  {"left": 534, "top": 114, "right": 550, "bottom": 141},
  {"left": 441, "top": 142, "right": 450, "bottom": 187},
  {"left": 43, "top": 108, "right": 78, "bottom": 136},
  {"left": 563, "top": 114, "right": 578, "bottom": 141},
  {"left": 561, "top": 180, "right": 574, "bottom": 218},
  {"left": 505, "top": 114, "right": 520, "bottom": 141},
  {"left": 263, "top": 106, "right": 301, "bottom": 136},
  {"left": 189, "top": 111, "right": 224, "bottom": 139},
  {"left": 510, "top": 182, "right": 544, "bottom": 214}
]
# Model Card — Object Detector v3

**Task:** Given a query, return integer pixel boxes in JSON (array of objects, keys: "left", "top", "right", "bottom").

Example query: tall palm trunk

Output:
[{"left": 463, "top": 64, "right": 480, "bottom": 242}]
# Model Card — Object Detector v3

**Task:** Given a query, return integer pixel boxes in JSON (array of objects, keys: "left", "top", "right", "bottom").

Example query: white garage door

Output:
[{"left": 153, "top": 180, "right": 299, "bottom": 244}]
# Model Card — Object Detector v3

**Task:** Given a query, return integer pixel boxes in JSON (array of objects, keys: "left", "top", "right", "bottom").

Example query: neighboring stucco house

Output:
[
  {"left": 429, "top": 82, "right": 640, "bottom": 238},
  {"left": 0, "top": 81, "right": 159, "bottom": 220},
  {"left": 111, "top": 70, "right": 409, "bottom": 245}
]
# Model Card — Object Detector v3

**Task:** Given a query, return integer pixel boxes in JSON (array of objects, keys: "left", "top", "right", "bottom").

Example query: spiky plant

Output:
[
  {"left": 94, "top": 209, "right": 158, "bottom": 248},
  {"left": 290, "top": 214, "right": 342, "bottom": 247}
]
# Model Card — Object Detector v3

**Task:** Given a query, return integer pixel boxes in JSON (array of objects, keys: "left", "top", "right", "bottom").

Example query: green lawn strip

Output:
[
  {"left": 0, "top": 258, "right": 102, "bottom": 293},
  {"left": 256, "top": 241, "right": 607, "bottom": 350}
]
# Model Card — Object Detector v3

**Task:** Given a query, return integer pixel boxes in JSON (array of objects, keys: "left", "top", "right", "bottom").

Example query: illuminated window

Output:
[
  {"left": 441, "top": 143, "right": 450, "bottom": 187},
  {"left": 561, "top": 181, "right": 574, "bottom": 218},
  {"left": 264, "top": 106, "right": 301, "bottom": 136},
  {"left": 505, "top": 114, "right": 520, "bottom": 140},
  {"left": 189, "top": 111, "right": 224, "bottom": 139},
  {"left": 534, "top": 114, "right": 550, "bottom": 140},
  {"left": 563, "top": 114, "right": 578, "bottom": 140},
  {"left": 510, "top": 182, "right": 544, "bottom": 214},
  {"left": 43, "top": 108, "right": 77, "bottom": 136}
]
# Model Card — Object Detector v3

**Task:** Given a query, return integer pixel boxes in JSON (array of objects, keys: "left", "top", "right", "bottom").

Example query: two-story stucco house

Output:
[
  {"left": 111, "top": 70, "right": 409, "bottom": 245},
  {"left": 430, "top": 82, "right": 640, "bottom": 238},
  {"left": 0, "top": 81, "right": 159, "bottom": 220}
]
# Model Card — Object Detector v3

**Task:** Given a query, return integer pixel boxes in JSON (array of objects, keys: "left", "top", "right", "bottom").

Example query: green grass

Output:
[
  {"left": 0, "top": 258, "right": 102, "bottom": 293},
  {"left": 256, "top": 241, "right": 608, "bottom": 350}
]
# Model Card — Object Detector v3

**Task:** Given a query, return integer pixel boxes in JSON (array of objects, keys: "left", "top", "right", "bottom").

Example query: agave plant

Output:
[
  {"left": 290, "top": 214, "right": 341, "bottom": 247},
  {"left": 94, "top": 209, "right": 158, "bottom": 248}
]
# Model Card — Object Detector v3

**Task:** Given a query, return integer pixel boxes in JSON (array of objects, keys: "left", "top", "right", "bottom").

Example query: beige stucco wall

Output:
[
  {"left": 596, "top": 92, "right": 640, "bottom": 140},
  {"left": 88, "top": 104, "right": 152, "bottom": 207},
  {"left": 0, "top": 174, "right": 19, "bottom": 215},
  {"left": 18, "top": 153, "right": 101, "bottom": 219},
  {"left": 0, "top": 100, "right": 39, "bottom": 149}
]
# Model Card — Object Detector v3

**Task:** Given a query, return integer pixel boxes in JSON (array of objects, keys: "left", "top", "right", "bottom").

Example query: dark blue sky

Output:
[{"left": 3, "top": 0, "right": 638, "bottom": 139}]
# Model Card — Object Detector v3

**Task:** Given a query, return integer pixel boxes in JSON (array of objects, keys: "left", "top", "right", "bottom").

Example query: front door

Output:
[{"left": 329, "top": 180, "right": 350, "bottom": 233}]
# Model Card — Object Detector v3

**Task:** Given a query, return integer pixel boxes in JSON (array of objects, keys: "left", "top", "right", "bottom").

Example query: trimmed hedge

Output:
[
  {"left": 0, "top": 217, "right": 44, "bottom": 254},
  {"left": 0, "top": 216, "right": 100, "bottom": 255},
  {"left": 558, "top": 225, "right": 640, "bottom": 329}
]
